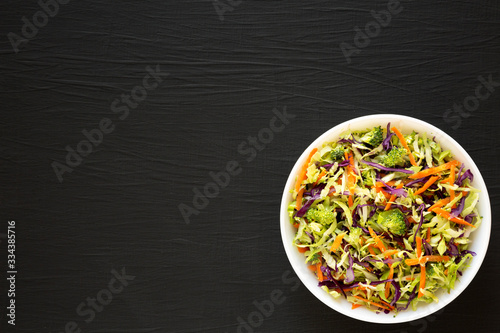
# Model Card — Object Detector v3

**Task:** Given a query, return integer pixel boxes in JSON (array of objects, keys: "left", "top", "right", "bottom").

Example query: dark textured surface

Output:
[{"left": 0, "top": 0, "right": 499, "bottom": 332}]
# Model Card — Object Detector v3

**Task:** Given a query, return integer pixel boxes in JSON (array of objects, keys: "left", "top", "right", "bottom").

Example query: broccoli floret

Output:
[
  {"left": 377, "top": 209, "right": 407, "bottom": 236},
  {"left": 362, "top": 169, "right": 374, "bottom": 187},
  {"left": 330, "top": 145, "right": 345, "bottom": 161},
  {"left": 306, "top": 205, "right": 336, "bottom": 225},
  {"left": 360, "top": 126, "right": 384, "bottom": 147},
  {"left": 380, "top": 146, "right": 407, "bottom": 167}
]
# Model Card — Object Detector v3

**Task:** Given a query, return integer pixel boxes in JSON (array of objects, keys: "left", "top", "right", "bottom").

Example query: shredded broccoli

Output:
[
  {"left": 381, "top": 146, "right": 407, "bottom": 167},
  {"left": 362, "top": 169, "right": 375, "bottom": 187},
  {"left": 306, "top": 205, "right": 336, "bottom": 225},
  {"left": 330, "top": 145, "right": 345, "bottom": 161},
  {"left": 360, "top": 126, "right": 384, "bottom": 147},
  {"left": 377, "top": 209, "right": 407, "bottom": 236}
]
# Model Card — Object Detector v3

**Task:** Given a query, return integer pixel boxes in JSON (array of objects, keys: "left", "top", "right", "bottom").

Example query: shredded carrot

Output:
[
  {"left": 414, "top": 175, "right": 440, "bottom": 195},
  {"left": 426, "top": 228, "right": 431, "bottom": 243},
  {"left": 368, "top": 245, "right": 377, "bottom": 256},
  {"left": 383, "top": 249, "right": 399, "bottom": 258},
  {"left": 313, "top": 170, "right": 327, "bottom": 186},
  {"left": 430, "top": 207, "right": 476, "bottom": 228},
  {"left": 348, "top": 194, "right": 354, "bottom": 207},
  {"left": 316, "top": 262, "right": 324, "bottom": 281},
  {"left": 351, "top": 295, "right": 393, "bottom": 311},
  {"left": 405, "top": 255, "right": 450, "bottom": 266},
  {"left": 307, "top": 265, "right": 316, "bottom": 271},
  {"left": 427, "top": 197, "right": 451, "bottom": 212},
  {"left": 374, "top": 186, "right": 391, "bottom": 199},
  {"left": 295, "top": 188, "right": 305, "bottom": 210},
  {"left": 293, "top": 223, "right": 299, "bottom": 228},
  {"left": 391, "top": 126, "right": 417, "bottom": 166},
  {"left": 409, "top": 160, "right": 460, "bottom": 179},
  {"left": 407, "top": 216, "right": 416, "bottom": 223},
  {"left": 298, "top": 246, "right": 308, "bottom": 253},
  {"left": 416, "top": 236, "right": 422, "bottom": 258},
  {"left": 368, "top": 227, "right": 387, "bottom": 252},
  {"left": 351, "top": 303, "right": 363, "bottom": 310},
  {"left": 330, "top": 233, "right": 346, "bottom": 252},
  {"left": 418, "top": 264, "right": 426, "bottom": 298},
  {"left": 385, "top": 264, "right": 394, "bottom": 298},
  {"left": 449, "top": 165, "right": 456, "bottom": 206},
  {"left": 327, "top": 186, "right": 336, "bottom": 197},
  {"left": 294, "top": 148, "right": 318, "bottom": 193},
  {"left": 384, "top": 183, "right": 404, "bottom": 211}
]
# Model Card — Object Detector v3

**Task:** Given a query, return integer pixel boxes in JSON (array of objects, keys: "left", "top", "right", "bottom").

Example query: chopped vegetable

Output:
[
  {"left": 377, "top": 208, "right": 407, "bottom": 236},
  {"left": 289, "top": 123, "right": 480, "bottom": 315}
]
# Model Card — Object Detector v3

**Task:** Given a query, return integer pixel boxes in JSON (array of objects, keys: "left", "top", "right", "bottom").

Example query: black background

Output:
[{"left": 1, "top": 0, "right": 499, "bottom": 332}]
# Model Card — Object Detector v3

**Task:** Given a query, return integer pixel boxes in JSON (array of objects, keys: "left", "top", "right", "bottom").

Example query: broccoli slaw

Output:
[{"left": 288, "top": 123, "right": 481, "bottom": 314}]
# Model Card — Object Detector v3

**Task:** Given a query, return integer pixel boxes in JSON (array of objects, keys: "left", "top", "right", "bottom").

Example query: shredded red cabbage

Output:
[
  {"left": 456, "top": 169, "right": 474, "bottom": 186},
  {"left": 389, "top": 280, "right": 402, "bottom": 307},
  {"left": 376, "top": 179, "right": 408, "bottom": 197},
  {"left": 360, "top": 159, "right": 414, "bottom": 174},
  {"left": 450, "top": 196, "right": 466, "bottom": 218},
  {"left": 382, "top": 122, "right": 394, "bottom": 151},
  {"left": 345, "top": 254, "right": 355, "bottom": 283}
]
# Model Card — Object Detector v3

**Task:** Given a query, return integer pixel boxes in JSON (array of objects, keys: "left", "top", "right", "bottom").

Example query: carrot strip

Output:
[
  {"left": 449, "top": 165, "right": 456, "bottom": 206},
  {"left": 391, "top": 126, "right": 417, "bottom": 166},
  {"left": 316, "top": 262, "right": 324, "bottom": 281},
  {"left": 298, "top": 246, "right": 308, "bottom": 253},
  {"left": 351, "top": 295, "right": 393, "bottom": 311},
  {"left": 384, "top": 183, "right": 403, "bottom": 211},
  {"left": 385, "top": 264, "right": 394, "bottom": 298},
  {"left": 351, "top": 303, "right": 363, "bottom": 310},
  {"left": 418, "top": 264, "right": 426, "bottom": 298},
  {"left": 409, "top": 160, "right": 459, "bottom": 179},
  {"left": 430, "top": 207, "right": 476, "bottom": 228},
  {"left": 330, "top": 233, "right": 346, "bottom": 252},
  {"left": 426, "top": 228, "right": 431, "bottom": 243},
  {"left": 383, "top": 249, "right": 399, "bottom": 258},
  {"left": 416, "top": 236, "right": 422, "bottom": 258},
  {"left": 307, "top": 265, "right": 316, "bottom": 271},
  {"left": 327, "top": 186, "right": 336, "bottom": 197},
  {"left": 368, "top": 227, "right": 386, "bottom": 252},
  {"left": 294, "top": 148, "right": 318, "bottom": 193},
  {"left": 348, "top": 194, "right": 354, "bottom": 207},
  {"left": 295, "top": 188, "right": 305, "bottom": 210},
  {"left": 368, "top": 245, "right": 377, "bottom": 256},
  {"left": 414, "top": 175, "right": 440, "bottom": 195},
  {"left": 313, "top": 170, "right": 327, "bottom": 186},
  {"left": 405, "top": 255, "right": 450, "bottom": 266},
  {"left": 427, "top": 197, "right": 451, "bottom": 212}
]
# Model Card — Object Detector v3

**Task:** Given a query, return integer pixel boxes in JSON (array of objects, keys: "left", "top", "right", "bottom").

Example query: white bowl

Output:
[{"left": 280, "top": 114, "right": 491, "bottom": 324}]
